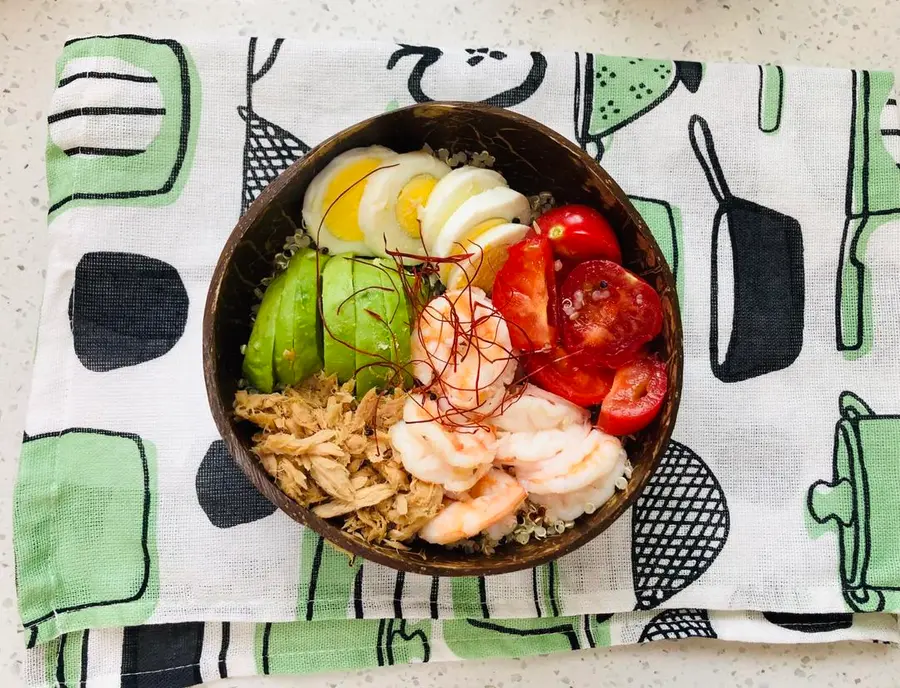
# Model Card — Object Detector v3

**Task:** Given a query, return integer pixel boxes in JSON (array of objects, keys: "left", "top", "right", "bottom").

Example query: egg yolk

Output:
[
  {"left": 321, "top": 158, "right": 385, "bottom": 241},
  {"left": 464, "top": 218, "right": 507, "bottom": 242},
  {"left": 395, "top": 174, "right": 438, "bottom": 237}
]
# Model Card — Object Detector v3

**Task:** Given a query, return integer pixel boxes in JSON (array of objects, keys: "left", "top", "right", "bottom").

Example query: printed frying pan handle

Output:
[
  {"left": 839, "top": 391, "right": 875, "bottom": 420},
  {"left": 689, "top": 115, "right": 733, "bottom": 204}
]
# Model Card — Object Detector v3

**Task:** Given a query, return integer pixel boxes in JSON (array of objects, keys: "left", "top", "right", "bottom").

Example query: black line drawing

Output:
[
  {"left": 836, "top": 72, "right": 900, "bottom": 358},
  {"left": 639, "top": 609, "right": 717, "bottom": 642},
  {"left": 762, "top": 612, "right": 853, "bottom": 633},
  {"left": 121, "top": 622, "right": 204, "bottom": 688},
  {"left": 757, "top": 65, "right": 785, "bottom": 133},
  {"left": 690, "top": 114, "right": 805, "bottom": 382},
  {"left": 632, "top": 440, "right": 730, "bottom": 610},
  {"left": 393, "top": 571, "right": 405, "bottom": 618},
  {"left": 376, "top": 619, "right": 432, "bottom": 665},
  {"left": 464, "top": 619, "right": 579, "bottom": 650},
  {"left": 628, "top": 195, "right": 684, "bottom": 300},
  {"left": 48, "top": 106, "right": 167, "bottom": 123},
  {"left": 239, "top": 38, "right": 310, "bottom": 215},
  {"left": 582, "top": 614, "right": 613, "bottom": 649},
  {"left": 574, "top": 54, "right": 702, "bottom": 160},
  {"left": 354, "top": 567, "right": 365, "bottom": 619},
  {"left": 807, "top": 391, "right": 900, "bottom": 613},
  {"left": 218, "top": 622, "right": 230, "bottom": 678},
  {"left": 58, "top": 71, "right": 158, "bottom": 87},
  {"left": 386, "top": 44, "right": 547, "bottom": 108},
  {"left": 68, "top": 251, "right": 189, "bottom": 372},
  {"left": 19, "top": 428, "right": 153, "bottom": 630},
  {"left": 195, "top": 439, "right": 276, "bottom": 528},
  {"left": 54, "top": 630, "right": 90, "bottom": 688},
  {"left": 49, "top": 35, "right": 197, "bottom": 215},
  {"left": 429, "top": 576, "right": 440, "bottom": 619}
]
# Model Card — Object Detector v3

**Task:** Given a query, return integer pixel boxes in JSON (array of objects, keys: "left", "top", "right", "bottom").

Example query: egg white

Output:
[
  {"left": 419, "top": 166, "right": 508, "bottom": 251},
  {"left": 302, "top": 145, "right": 395, "bottom": 255},
  {"left": 358, "top": 151, "right": 451, "bottom": 263},
  {"left": 443, "top": 222, "right": 531, "bottom": 292}
]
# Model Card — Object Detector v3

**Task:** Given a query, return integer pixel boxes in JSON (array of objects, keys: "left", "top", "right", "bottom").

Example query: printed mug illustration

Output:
[
  {"left": 386, "top": 44, "right": 547, "bottom": 107},
  {"left": 690, "top": 114, "right": 805, "bottom": 383},
  {"left": 195, "top": 440, "right": 277, "bottom": 528},
  {"left": 757, "top": 65, "right": 785, "bottom": 134},
  {"left": 762, "top": 611, "right": 853, "bottom": 633},
  {"left": 69, "top": 251, "right": 189, "bottom": 372},
  {"left": 836, "top": 71, "right": 900, "bottom": 359},
  {"left": 121, "top": 623, "right": 204, "bottom": 688},
  {"left": 638, "top": 608, "right": 717, "bottom": 642},
  {"left": 256, "top": 617, "right": 430, "bottom": 673},
  {"left": 574, "top": 54, "right": 703, "bottom": 160},
  {"left": 629, "top": 196, "right": 685, "bottom": 301},
  {"left": 47, "top": 35, "right": 200, "bottom": 217},
  {"left": 807, "top": 391, "right": 900, "bottom": 613},
  {"left": 44, "top": 630, "right": 89, "bottom": 688},
  {"left": 632, "top": 440, "right": 730, "bottom": 610},
  {"left": 239, "top": 38, "right": 311, "bottom": 215},
  {"left": 15, "top": 429, "right": 159, "bottom": 645}
]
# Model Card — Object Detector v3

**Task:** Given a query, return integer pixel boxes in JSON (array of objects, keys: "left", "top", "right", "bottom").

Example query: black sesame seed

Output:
[
  {"left": 600, "top": 280, "right": 608, "bottom": 288},
  {"left": 320, "top": 247, "right": 330, "bottom": 255}
]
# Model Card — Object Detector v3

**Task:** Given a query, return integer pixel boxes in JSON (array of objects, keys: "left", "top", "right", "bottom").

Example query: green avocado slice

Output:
[
  {"left": 273, "top": 263, "right": 298, "bottom": 386},
  {"left": 242, "top": 271, "right": 287, "bottom": 393},
  {"left": 321, "top": 254, "right": 358, "bottom": 384},
  {"left": 353, "top": 259, "right": 394, "bottom": 398},
  {"left": 279, "top": 248, "right": 328, "bottom": 385},
  {"left": 375, "top": 259, "right": 413, "bottom": 387}
]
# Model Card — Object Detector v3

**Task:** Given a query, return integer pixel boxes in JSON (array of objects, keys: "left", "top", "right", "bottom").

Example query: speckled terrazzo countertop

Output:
[{"left": 2, "top": 0, "right": 899, "bottom": 686}]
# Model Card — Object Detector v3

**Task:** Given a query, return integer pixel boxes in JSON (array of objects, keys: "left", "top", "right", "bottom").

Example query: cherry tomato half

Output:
[
  {"left": 535, "top": 205, "right": 622, "bottom": 263},
  {"left": 596, "top": 357, "right": 668, "bottom": 436},
  {"left": 492, "top": 234, "right": 558, "bottom": 352},
  {"left": 523, "top": 346, "right": 614, "bottom": 407},
  {"left": 559, "top": 260, "right": 663, "bottom": 368}
]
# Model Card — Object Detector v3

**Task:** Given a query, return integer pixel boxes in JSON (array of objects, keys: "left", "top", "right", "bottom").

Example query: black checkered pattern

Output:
[
  {"left": 632, "top": 441, "right": 730, "bottom": 609},
  {"left": 639, "top": 608, "right": 717, "bottom": 642}
]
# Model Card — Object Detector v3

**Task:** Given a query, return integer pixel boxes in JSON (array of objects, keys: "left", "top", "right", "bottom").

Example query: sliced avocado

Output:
[
  {"left": 353, "top": 259, "right": 394, "bottom": 398},
  {"left": 321, "top": 254, "right": 358, "bottom": 383},
  {"left": 273, "top": 264, "right": 297, "bottom": 385},
  {"left": 242, "top": 271, "right": 287, "bottom": 393},
  {"left": 375, "top": 259, "right": 413, "bottom": 387},
  {"left": 281, "top": 248, "right": 328, "bottom": 385}
]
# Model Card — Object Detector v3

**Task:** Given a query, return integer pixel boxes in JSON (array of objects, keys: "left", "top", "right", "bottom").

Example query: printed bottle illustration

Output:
[
  {"left": 256, "top": 618, "right": 431, "bottom": 673},
  {"left": 690, "top": 114, "right": 805, "bottom": 383},
  {"left": 629, "top": 196, "right": 684, "bottom": 301},
  {"left": 387, "top": 44, "right": 547, "bottom": 108},
  {"left": 195, "top": 439, "right": 276, "bottom": 528},
  {"left": 807, "top": 391, "right": 900, "bottom": 613},
  {"left": 47, "top": 35, "right": 200, "bottom": 217},
  {"left": 757, "top": 65, "right": 785, "bottom": 134},
  {"left": 836, "top": 71, "right": 900, "bottom": 359},
  {"left": 121, "top": 623, "right": 204, "bottom": 688},
  {"left": 69, "top": 251, "right": 189, "bottom": 372},
  {"left": 574, "top": 54, "right": 702, "bottom": 160},
  {"left": 631, "top": 440, "right": 729, "bottom": 610},
  {"left": 239, "top": 38, "right": 310, "bottom": 215},
  {"left": 15, "top": 429, "right": 159, "bottom": 645}
]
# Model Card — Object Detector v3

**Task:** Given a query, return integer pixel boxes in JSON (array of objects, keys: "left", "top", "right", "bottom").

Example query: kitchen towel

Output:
[{"left": 14, "top": 35, "right": 900, "bottom": 687}]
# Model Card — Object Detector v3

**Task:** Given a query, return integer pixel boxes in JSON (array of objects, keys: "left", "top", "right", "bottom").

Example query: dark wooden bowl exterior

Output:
[{"left": 203, "top": 102, "right": 683, "bottom": 577}]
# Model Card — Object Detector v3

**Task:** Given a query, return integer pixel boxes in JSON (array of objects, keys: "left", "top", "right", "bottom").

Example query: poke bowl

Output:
[{"left": 203, "top": 101, "right": 682, "bottom": 576}]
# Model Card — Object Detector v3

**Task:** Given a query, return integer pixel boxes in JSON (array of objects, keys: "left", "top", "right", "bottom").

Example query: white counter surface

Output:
[{"left": 1, "top": 0, "right": 899, "bottom": 685}]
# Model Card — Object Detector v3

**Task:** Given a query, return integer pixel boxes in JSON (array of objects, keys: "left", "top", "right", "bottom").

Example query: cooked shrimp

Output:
[
  {"left": 402, "top": 394, "right": 498, "bottom": 469},
  {"left": 491, "top": 384, "right": 589, "bottom": 433},
  {"left": 528, "top": 453, "right": 626, "bottom": 521},
  {"left": 484, "top": 511, "right": 519, "bottom": 541},
  {"left": 412, "top": 287, "right": 516, "bottom": 411},
  {"left": 516, "top": 429, "right": 626, "bottom": 495},
  {"left": 419, "top": 468, "right": 527, "bottom": 544},
  {"left": 495, "top": 424, "right": 592, "bottom": 465},
  {"left": 390, "top": 421, "right": 492, "bottom": 492}
]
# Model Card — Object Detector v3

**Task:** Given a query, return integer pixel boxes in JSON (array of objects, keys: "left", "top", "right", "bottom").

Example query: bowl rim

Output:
[{"left": 202, "top": 100, "right": 683, "bottom": 576}]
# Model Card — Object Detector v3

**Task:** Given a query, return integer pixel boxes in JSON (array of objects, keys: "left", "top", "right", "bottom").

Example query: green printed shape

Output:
[
  {"left": 385, "top": 99, "right": 400, "bottom": 112},
  {"left": 630, "top": 196, "right": 684, "bottom": 301},
  {"left": 242, "top": 271, "right": 287, "bottom": 393},
  {"left": 298, "top": 528, "right": 360, "bottom": 621},
  {"left": 758, "top": 65, "right": 785, "bottom": 134},
  {"left": 839, "top": 71, "right": 900, "bottom": 359},
  {"left": 15, "top": 430, "right": 158, "bottom": 643},
  {"left": 807, "top": 392, "right": 900, "bottom": 612},
  {"left": 47, "top": 36, "right": 201, "bottom": 218},
  {"left": 256, "top": 618, "right": 430, "bottom": 673},
  {"left": 587, "top": 57, "right": 677, "bottom": 138},
  {"left": 584, "top": 614, "right": 612, "bottom": 648},
  {"left": 450, "top": 576, "right": 488, "bottom": 618},
  {"left": 44, "top": 631, "right": 88, "bottom": 686}
]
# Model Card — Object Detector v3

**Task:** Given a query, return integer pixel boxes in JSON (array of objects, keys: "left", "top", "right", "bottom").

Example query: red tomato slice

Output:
[
  {"left": 559, "top": 260, "right": 662, "bottom": 368},
  {"left": 597, "top": 357, "right": 668, "bottom": 435},
  {"left": 492, "top": 234, "right": 558, "bottom": 352},
  {"left": 523, "top": 346, "right": 614, "bottom": 407},
  {"left": 535, "top": 205, "right": 622, "bottom": 263}
]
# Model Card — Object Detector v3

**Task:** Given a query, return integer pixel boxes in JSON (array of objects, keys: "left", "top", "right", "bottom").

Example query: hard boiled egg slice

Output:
[
  {"left": 358, "top": 151, "right": 451, "bottom": 263},
  {"left": 431, "top": 186, "right": 533, "bottom": 283},
  {"left": 302, "top": 145, "right": 395, "bottom": 255},
  {"left": 419, "top": 166, "right": 508, "bottom": 251},
  {"left": 443, "top": 222, "right": 531, "bottom": 293}
]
